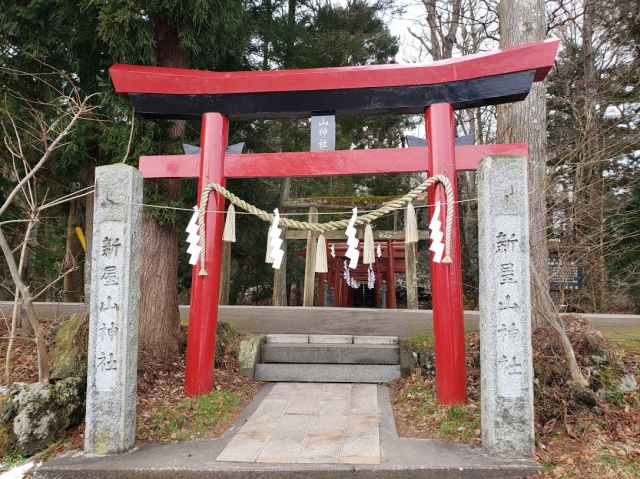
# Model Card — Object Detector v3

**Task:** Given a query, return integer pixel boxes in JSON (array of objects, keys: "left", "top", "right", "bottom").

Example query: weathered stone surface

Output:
[
  {"left": 238, "top": 335, "right": 266, "bottom": 379},
  {"left": 569, "top": 386, "right": 598, "bottom": 408},
  {"left": 309, "top": 334, "right": 352, "bottom": 344},
  {"left": 85, "top": 165, "right": 142, "bottom": 455},
  {"left": 478, "top": 155, "right": 534, "bottom": 458},
  {"left": 398, "top": 339, "right": 415, "bottom": 378},
  {"left": 215, "top": 322, "right": 235, "bottom": 364},
  {"left": 51, "top": 313, "right": 89, "bottom": 380},
  {"left": 615, "top": 375, "right": 638, "bottom": 392},
  {"left": 266, "top": 334, "right": 309, "bottom": 344},
  {"left": 0, "top": 383, "right": 25, "bottom": 456},
  {"left": 260, "top": 344, "right": 399, "bottom": 365},
  {"left": 12, "top": 378, "right": 84, "bottom": 456},
  {"left": 418, "top": 345, "right": 435, "bottom": 378},
  {"left": 352, "top": 336, "right": 398, "bottom": 345},
  {"left": 254, "top": 364, "right": 400, "bottom": 383}
]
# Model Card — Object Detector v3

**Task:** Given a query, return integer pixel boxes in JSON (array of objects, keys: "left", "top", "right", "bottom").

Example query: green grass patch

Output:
[
  {"left": 146, "top": 390, "right": 241, "bottom": 442},
  {"left": 611, "top": 339, "right": 640, "bottom": 352},
  {"left": 1, "top": 451, "right": 27, "bottom": 468},
  {"left": 601, "top": 390, "right": 627, "bottom": 406},
  {"left": 591, "top": 439, "right": 640, "bottom": 479},
  {"left": 595, "top": 452, "right": 640, "bottom": 478},
  {"left": 597, "top": 325, "right": 640, "bottom": 342},
  {"left": 401, "top": 384, "right": 480, "bottom": 443},
  {"left": 410, "top": 333, "right": 434, "bottom": 349},
  {"left": 435, "top": 404, "right": 480, "bottom": 441}
]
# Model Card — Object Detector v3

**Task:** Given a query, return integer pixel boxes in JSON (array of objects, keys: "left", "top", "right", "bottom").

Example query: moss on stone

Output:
[
  {"left": 0, "top": 424, "right": 16, "bottom": 457},
  {"left": 50, "top": 313, "right": 89, "bottom": 380}
]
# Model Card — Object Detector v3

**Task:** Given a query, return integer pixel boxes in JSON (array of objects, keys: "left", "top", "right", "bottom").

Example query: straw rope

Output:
[{"left": 197, "top": 174, "right": 454, "bottom": 275}]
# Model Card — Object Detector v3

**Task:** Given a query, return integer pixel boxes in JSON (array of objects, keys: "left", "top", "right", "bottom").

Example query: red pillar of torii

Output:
[{"left": 110, "top": 38, "right": 559, "bottom": 403}]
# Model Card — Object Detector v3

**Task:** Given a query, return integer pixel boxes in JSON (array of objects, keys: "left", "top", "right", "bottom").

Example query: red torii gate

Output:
[{"left": 110, "top": 38, "right": 559, "bottom": 404}]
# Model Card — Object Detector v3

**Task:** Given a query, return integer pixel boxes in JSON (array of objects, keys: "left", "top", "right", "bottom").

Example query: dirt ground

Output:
[{"left": 1, "top": 314, "right": 639, "bottom": 478}]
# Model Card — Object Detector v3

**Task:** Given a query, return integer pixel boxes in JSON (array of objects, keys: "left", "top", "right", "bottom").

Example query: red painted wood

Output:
[
  {"left": 140, "top": 154, "right": 199, "bottom": 179},
  {"left": 139, "top": 144, "right": 527, "bottom": 179},
  {"left": 185, "top": 113, "right": 229, "bottom": 397},
  {"left": 427, "top": 104, "right": 468, "bottom": 404},
  {"left": 332, "top": 263, "right": 340, "bottom": 306},
  {"left": 110, "top": 39, "right": 558, "bottom": 97},
  {"left": 386, "top": 240, "right": 397, "bottom": 309}
]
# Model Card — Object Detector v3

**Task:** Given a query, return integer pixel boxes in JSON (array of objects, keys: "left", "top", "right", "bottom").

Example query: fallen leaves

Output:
[{"left": 390, "top": 325, "right": 640, "bottom": 479}]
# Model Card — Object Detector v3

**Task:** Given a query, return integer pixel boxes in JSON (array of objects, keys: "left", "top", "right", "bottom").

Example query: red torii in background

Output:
[{"left": 110, "top": 38, "right": 559, "bottom": 404}]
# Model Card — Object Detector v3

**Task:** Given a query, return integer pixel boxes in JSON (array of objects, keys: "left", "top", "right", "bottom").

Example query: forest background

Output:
[{"left": 1, "top": 0, "right": 639, "bottom": 362}]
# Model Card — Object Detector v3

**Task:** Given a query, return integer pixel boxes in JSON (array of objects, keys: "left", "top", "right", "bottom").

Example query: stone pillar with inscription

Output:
[
  {"left": 85, "top": 164, "right": 142, "bottom": 454},
  {"left": 478, "top": 155, "right": 534, "bottom": 458}
]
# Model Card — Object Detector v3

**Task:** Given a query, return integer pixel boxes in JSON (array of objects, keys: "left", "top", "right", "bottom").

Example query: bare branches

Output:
[
  {"left": 0, "top": 226, "right": 50, "bottom": 383},
  {"left": 0, "top": 67, "right": 98, "bottom": 383},
  {"left": 0, "top": 90, "right": 99, "bottom": 218},
  {"left": 531, "top": 264, "right": 589, "bottom": 388},
  {"left": 405, "top": 0, "right": 498, "bottom": 62}
]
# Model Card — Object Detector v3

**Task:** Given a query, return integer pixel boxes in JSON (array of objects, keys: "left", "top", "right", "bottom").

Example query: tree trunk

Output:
[
  {"left": 0, "top": 227, "right": 49, "bottom": 383},
  {"left": 139, "top": 189, "right": 181, "bottom": 359},
  {"left": 138, "top": 18, "right": 189, "bottom": 360},
  {"left": 271, "top": 1, "right": 297, "bottom": 307},
  {"left": 573, "top": 0, "right": 606, "bottom": 312},
  {"left": 497, "top": 0, "right": 549, "bottom": 328},
  {"left": 84, "top": 159, "right": 95, "bottom": 305},
  {"left": 63, "top": 198, "right": 84, "bottom": 302},
  {"left": 219, "top": 241, "right": 231, "bottom": 305},
  {"left": 6, "top": 220, "right": 35, "bottom": 382},
  {"left": 406, "top": 242, "right": 418, "bottom": 309},
  {"left": 303, "top": 207, "right": 318, "bottom": 307},
  {"left": 272, "top": 177, "right": 290, "bottom": 306},
  {"left": 531, "top": 264, "right": 589, "bottom": 387},
  {"left": 21, "top": 222, "right": 37, "bottom": 332}
]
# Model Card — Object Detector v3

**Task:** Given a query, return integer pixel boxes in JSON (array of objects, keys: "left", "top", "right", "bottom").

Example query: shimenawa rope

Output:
[{"left": 197, "top": 174, "right": 454, "bottom": 275}]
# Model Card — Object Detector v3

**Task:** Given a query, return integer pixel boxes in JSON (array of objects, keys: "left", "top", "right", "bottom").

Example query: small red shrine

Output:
[{"left": 300, "top": 241, "right": 418, "bottom": 309}]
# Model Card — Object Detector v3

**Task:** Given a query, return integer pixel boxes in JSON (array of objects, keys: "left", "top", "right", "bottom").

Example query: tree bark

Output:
[
  {"left": 84, "top": 159, "right": 95, "bottom": 305},
  {"left": 0, "top": 227, "right": 49, "bottom": 383},
  {"left": 6, "top": 220, "right": 35, "bottom": 381},
  {"left": 63, "top": 198, "right": 84, "bottom": 302},
  {"left": 303, "top": 207, "right": 318, "bottom": 307},
  {"left": 21, "top": 222, "right": 37, "bottom": 332},
  {"left": 219, "top": 241, "right": 231, "bottom": 305},
  {"left": 497, "top": 0, "right": 549, "bottom": 328},
  {"left": 271, "top": 1, "right": 297, "bottom": 306},
  {"left": 139, "top": 187, "right": 181, "bottom": 359},
  {"left": 574, "top": 0, "right": 606, "bottom": 312},
  {"left": 137, "top": 18, "right": 189, "bottom": 360},
  {"left": 406, "top": 242, "right": 418, "bottom": 309},
  {"left": 272, "top": 177, "right": 290, "bottom": 306}
]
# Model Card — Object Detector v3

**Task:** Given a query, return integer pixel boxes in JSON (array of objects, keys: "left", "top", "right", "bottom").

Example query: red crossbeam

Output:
[
  {"left": 139, "top": 144, "right": 528, "bottom": 179},
  {"left": 111, "top": 39, "right": 558, "bottom": 96}
]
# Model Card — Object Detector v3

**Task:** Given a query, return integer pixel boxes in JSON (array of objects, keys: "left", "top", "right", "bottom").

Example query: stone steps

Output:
[
  {"left": 254, "top": 363, "right": 401, "bottom": 383},
  {"left": 254, "top": 334, "right": 401, "bottom": 383},
  {"left": 261, "top": 343, "right": 399, "bottom": 364}
]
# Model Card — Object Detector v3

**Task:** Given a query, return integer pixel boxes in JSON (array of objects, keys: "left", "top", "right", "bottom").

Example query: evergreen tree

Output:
[
  {"left": 86, "top": 0, "right": 250, "bottom": 359},
  {"left": 228, "top": 0, "right": 405, "bottom": 305}
]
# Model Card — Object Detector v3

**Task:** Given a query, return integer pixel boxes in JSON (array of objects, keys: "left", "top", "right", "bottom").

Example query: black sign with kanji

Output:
[{"left": 549, "top": 255, "right": 583, "bottom": 290}]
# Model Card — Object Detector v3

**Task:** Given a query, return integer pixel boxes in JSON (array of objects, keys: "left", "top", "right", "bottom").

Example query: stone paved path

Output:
[{"left": 215, "top": 383, "right": 380, "bottom": 464}]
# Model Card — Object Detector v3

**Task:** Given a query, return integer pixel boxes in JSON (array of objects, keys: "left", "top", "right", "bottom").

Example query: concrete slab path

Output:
[
  {"left": 37, "top": 383, "right": 544, "bottom": 479},
  {"left": 216, "top": 383, "right": 380, "bottom": 464}
]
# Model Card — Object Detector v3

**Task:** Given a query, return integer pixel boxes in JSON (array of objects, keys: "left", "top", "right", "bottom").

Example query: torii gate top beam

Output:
[{"left": 110, "top": 39, "right": 559, "bottom": 120}]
